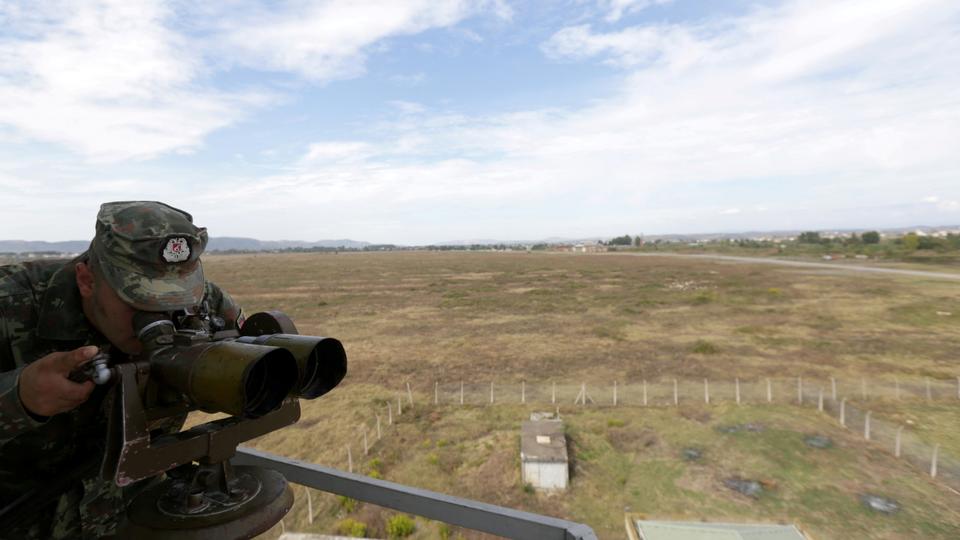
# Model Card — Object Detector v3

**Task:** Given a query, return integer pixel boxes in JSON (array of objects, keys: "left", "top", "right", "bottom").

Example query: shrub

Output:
[
  {"left": 387, "top": 514, "right": 416, "bottom": 538},
  {"left": 337, "top": 495, "right": 357, "bottom": 513},
  {"left": 692, "top": 340, "right": 720, "bottom": 355},
  {"left": 439, "top": 523, "right": 453, "bottom": 540},
  {"left": 522, "top": 482, "right": 535, "bottom": 494},
  {"left": 336, "top": 518, "right": 368, "bottom": 537},
  {"left": 692, "top": 292, "right": 715, "bottom": 304},
  {"left": 607, "top": 418, "right": 626, "bottom": 428}
]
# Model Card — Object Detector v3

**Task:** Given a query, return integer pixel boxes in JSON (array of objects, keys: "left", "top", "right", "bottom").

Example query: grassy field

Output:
[{"left": 193, "top": 251, "right": 960, "bottom": 539}]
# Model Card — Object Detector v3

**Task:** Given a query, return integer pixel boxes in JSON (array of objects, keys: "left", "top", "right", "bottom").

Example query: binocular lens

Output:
[{"left": 236, "top": 334, "right": 347, "bottom": 399}]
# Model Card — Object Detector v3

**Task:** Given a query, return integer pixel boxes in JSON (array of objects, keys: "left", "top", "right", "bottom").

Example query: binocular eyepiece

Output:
[{"left": 134, "top": 311, "right": 347, "bottom": 419}]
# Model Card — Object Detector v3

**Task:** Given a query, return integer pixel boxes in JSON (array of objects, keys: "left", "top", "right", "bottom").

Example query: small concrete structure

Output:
[
  {"left": 627, "top": 519, "right": 806, "bottom": 540},
  {"left": 521, "top": 413, "right": 569, "bottom": 490}
]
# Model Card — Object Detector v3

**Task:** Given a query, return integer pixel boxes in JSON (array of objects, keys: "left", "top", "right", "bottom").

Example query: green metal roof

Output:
[{"left": 635, "top": 521, "right": 805, "bottom": 540}]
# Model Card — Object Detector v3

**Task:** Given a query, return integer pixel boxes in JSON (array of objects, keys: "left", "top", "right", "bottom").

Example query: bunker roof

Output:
[{"left": 521, "top": 419, "right": 568, "bottom": 463}]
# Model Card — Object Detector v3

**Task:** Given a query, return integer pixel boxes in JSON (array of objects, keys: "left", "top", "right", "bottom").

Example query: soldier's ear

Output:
[{"left": 76, "top": 261, "right": 95, "bottom": 298}]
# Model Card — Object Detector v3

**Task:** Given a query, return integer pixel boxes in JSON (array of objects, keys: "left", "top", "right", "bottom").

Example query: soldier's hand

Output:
[{"left": 18, "top": 346, "right": 98, "bottom": 417}]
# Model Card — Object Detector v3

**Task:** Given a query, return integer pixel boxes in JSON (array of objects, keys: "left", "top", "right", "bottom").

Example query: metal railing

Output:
[{"left": 235, "top": 447, "right": 598, "bottom": 540}]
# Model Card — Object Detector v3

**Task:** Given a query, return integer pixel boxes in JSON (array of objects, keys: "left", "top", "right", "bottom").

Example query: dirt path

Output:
[{"left": 607, "top": 252, "right": 960, "bottom": 281}]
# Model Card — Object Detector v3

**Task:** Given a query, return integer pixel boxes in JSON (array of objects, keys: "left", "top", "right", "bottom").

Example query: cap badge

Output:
[{"left": 162, "top": 237, "right": 191, "bottom": 263}]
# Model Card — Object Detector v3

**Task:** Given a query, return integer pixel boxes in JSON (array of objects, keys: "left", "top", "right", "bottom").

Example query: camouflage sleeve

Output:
[
  {"left": 204, "top": 282, "right": 244, "bottom": 331},
  {"left": 0, "top": 309, "right": 47, "bottom": 445}
]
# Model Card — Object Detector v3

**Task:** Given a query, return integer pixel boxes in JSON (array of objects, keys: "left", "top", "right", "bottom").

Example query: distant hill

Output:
[
  {"left": 0, "top": 240, "right": 89, "bottom": 254},
  {"left": 0, "top": 237, "right": 370, "bottom": 254},
  {"left": 207, "top": 237, "right": 370, "bottom": 251}
]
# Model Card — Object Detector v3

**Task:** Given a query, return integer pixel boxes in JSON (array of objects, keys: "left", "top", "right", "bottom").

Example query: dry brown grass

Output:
[
  {"left": 190, "top": 252, "right": 960, "bottom": 539},
  {"left": 203, "top": 251, "right": 960, "bottom": 387}
]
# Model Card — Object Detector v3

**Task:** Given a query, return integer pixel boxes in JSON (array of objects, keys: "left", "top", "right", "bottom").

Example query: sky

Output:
[{"left": 1, "top": 0, "right": 958, "bottom": 245}]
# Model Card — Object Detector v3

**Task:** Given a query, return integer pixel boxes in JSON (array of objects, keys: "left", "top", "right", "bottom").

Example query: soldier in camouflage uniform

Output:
[{"left": 0, "top": 201, "right": 243, "bottom": 538}]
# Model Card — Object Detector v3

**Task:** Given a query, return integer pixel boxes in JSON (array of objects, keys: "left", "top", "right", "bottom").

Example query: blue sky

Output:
[{"left": 1, "top": 0, "right": 958, "bottom": 244}]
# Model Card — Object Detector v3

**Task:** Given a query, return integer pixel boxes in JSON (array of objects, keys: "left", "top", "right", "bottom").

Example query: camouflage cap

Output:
[{"left": 89, "top": 201, "right": 209, "bottom": 311}]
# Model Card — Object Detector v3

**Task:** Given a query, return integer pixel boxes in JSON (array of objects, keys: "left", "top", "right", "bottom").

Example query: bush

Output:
[
  {"left": 692, "top": 340, "right": 720, "bottom": 354},
  {"left": 387, "top": 514, "right": 416, "bottom": 538},
  {"left": 692, "top": 292, "right": 715, "bottom": 304},
  {"left": 336, "top": 518, "right": 368, "bottom": 537},
  {"left": 337, "top": 495, "right": 357, "bottom": 513}
]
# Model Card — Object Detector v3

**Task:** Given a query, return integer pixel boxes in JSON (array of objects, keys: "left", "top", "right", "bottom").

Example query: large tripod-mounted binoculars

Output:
[{"left": 71, "top": 305, "right": 347, "bottom": 538}]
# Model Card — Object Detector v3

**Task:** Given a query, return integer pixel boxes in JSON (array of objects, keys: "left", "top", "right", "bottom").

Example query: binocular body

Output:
[{"left": 134, "top": 310, "right": 347, "bottom": 419}]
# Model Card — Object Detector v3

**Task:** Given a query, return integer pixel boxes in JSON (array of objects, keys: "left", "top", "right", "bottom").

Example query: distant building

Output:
[
  {"left": 572, "top": 243, "right": 602, "bottom": 253},
  {"left": 520, "top": 413, "right": 568, "bottom": 490},
  {"left": 626, "top": 519, "right": 807, "bottom": 540}
]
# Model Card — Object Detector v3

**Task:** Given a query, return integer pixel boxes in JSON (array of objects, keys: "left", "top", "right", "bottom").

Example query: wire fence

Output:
[{"left": 337, "top": 376, "right": 960, "bottom": 504}]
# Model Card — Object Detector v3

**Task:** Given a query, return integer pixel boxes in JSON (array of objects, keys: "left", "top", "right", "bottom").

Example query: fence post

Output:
[
  {"left": 798, "top": 377, "right": 804, "bottom": 405},
  {"left": 388, "top": 403, "right": 393, "bottom": 425},
  {"left": 306, "top": 487, "right": 313, "bottom": 524},
  {"left": 735, "top": 377, "right": 741, "bottom": 405},
  {"left": 895, "top": 377, "right": 901, "bottom": 401},
  {"left": 613, "top": 381, "right": 618, "bottom": 406},
  {"left": 398, "top": 395, "right": 403, "bottom": 416},
  {"left": 673, "top": 379, "right": 679, "bottom": 406},
  {"left": 925, "top": 378, "right": 932, "bottom": 403},
  {"left": 818, "top": 388, "right": 824, "bottom": 412},
  {"left": 363, "top": 426, "right": 368, "bottom": 455},
  {"left": 435, "top": 381, "right": 439, "bottom": 405},
  {"left": 407, "top": 382, "right": 414, "bottom": 406},
  {"left": 460, "top": 381, "right": 464, "bottom": 405},
  {"left": 766, "top": 378, "right": 772, "bottom": 403},
  {"left": 704, "top": 378, "right": 710, "bottom": 405},
  {"left": 642, "top": 379, "right": 648, "bottom": 406},
  {"left": 552, "top": 381, "right": 556, "bottom": 404},
  {"left": 581, "top": 382, "right": 587, "bottom": 407},
  {"left": 376, "top": 415, "right": 382, "bottom": 439},
  {"left": 347, "top": 446, "right": 353, "bottom": 473},
  {"left": 831, "top": 377, "right": 837, "bottom": 401},
  {"left": 931, "top": 444, "right": 940, "bottom": 478},
  {"left": 522, "top": 381, "right": 526, "bottom": 404},
  {"left": 490, "top": 381, "right": 494, "bottom": 404},
  {"left": 895, "top": 426, "right": 903, "bottom": 458},
  {"left": 864, "top": 411, "right": 871, "bottom": 441},
  {"left": 840, "top": 398, "right": 847, "bottom": 427}
]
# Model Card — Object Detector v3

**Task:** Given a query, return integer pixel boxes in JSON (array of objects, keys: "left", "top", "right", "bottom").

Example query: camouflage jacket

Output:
[{"left": 0, "top": 257, "right": 241, "bottom": 538}]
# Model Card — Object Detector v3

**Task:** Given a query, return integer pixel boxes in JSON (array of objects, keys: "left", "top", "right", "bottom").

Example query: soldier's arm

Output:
[{"left": 0, "top": 306, "right": 47, "bottom": 445}]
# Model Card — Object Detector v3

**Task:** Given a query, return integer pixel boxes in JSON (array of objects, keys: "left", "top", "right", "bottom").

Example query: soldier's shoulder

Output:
[{"left": 0, "top": 259, "right": 69, "bottom": 300}]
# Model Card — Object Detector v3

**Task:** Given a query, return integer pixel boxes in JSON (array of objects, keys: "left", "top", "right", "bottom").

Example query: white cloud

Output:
[
  {"left": 0, "top": 0, "right": 503, "bottom": 162},
  {"left": 302, "top": 141, "right": 373, "bottom": 163},
  {"left": 0, "top": 0, "right": 266, "bottom": 161},
  {"left": 208, "top": 0, "right": 507, "bottom": 82},
  {"left": 541, "top": 23, "right": 697, "bottom": 67},
  {"left": 597, "top": 0, "right": 674, "bottom": 23}
]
